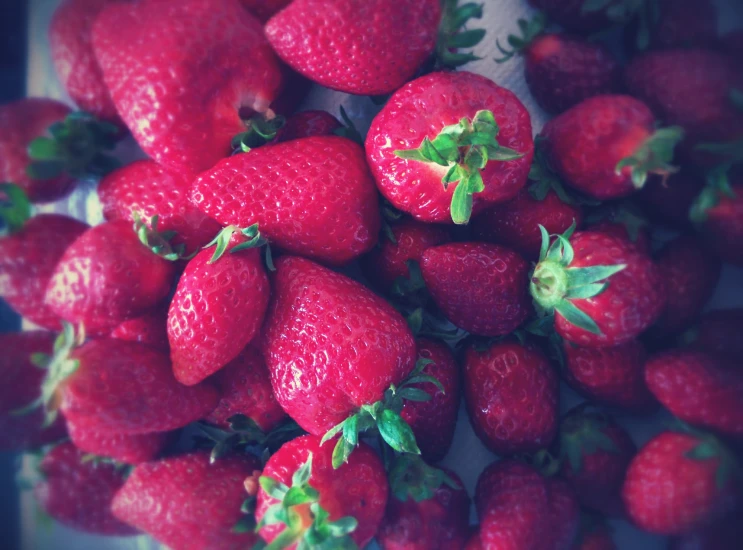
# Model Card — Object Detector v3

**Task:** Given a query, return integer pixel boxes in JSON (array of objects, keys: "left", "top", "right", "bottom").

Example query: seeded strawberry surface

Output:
[{"left": 67, "top": 420, "right": 171, "bottom": 465}]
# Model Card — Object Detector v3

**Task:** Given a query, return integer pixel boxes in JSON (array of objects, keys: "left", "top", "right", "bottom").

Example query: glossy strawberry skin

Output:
[
  {"left": 645, "top": 350, "right": 743, "bottom": 436},
  {"left": 420, "top": 243, "right": 531, "bottom": 337},
  {"left": 0, "top": 214, "right": 88, "bottom": 330},
  {"left": 262, "top": 256, "right": 416, "bottom": 436},
  {"left": 112, "top": 451, "right": 262, "bottom": 549},
  {"left": 275, "top": 110, "right": 341, "bottom": 143},
  {"left": 0, "top": 332, "right": 67, "bottom": 451},
  {"left": 698, "top": 182, "right": 743, "bottom": 266},
  {"left": 636, "top": 171, "right": 704, "bottom": 229},
  {"left": 67, "top": 420, "right": 171, "bottom": 464},
  {"left": 686, "top": 308, "right": 743, "bottom": 359},
  {"left": 110, "top": 305, "right": 169, "bottom": 351},
  {"left": 543, "top": 478, "right": 580, "bottom": 550},
  {"left": 239, "top": 0, "right": 291, "bottom": 22},
  {"left": 366, "top": 71, "right": 534, "bottom": 223},
  {"left": 191, "top": 136, "right": 380, "bottom": 265},
  {"left": 92, "top": 0, "right": 283, "bottom": 176},
  {"left": 265, "top": 0, "right": 440, "bottom": 95},
  {"left": 256, "top": 435, "right": 388, "bottom": 549},
  {"left": 464, "top": 341, "right": 558, "bottom": 455},
  {"left": 60, "top": 339, "right": 219, "bottom": 435},
  {"left": 622, "top": 432, "right": 740, "bottom": 535},
  {"left": 35, "top": 442, "right": 137, "bottom": 536},
  {"left": 98, "top": 160, "right": 221, "bottom": 255},
  {"left": 0, "top": 98, "right": 74, "bottom": 202}
]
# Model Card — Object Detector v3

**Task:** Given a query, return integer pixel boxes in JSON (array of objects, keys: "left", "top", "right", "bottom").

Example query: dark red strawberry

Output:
[
  {"left": 274, "top": 110, "right": 342, "bottom": 143},
  {"left": 67, "top": 420, "right": 171, "bottom": 464},
  {"left": 240, "top": 0, "right": 291, "bottom": 22},
  {"left": 625, "top": 0, "right": 718, "bottom": 52},
  {"left": 543, "top": 477, "right": 580, "bottom": 550},
  {"left": 464, "top": 340, "right": 558, "bottom": 455},
  {"left": 112, "top": 451, "right": 262, "bottom": 548},
  {"left": 636, "top": 170, "right": 705, "bottom": 229},
  {"left": 420, "top": 242, "right": 531, "bottom": 337},
  {"left": 692, "top": 177, "right": 743, "bottom": 266},
  {"left": 191, "top": 136, "right": 380, "bottom": 265},
  {"left": 622, "top": 431, "right": 740, "bottom": 535},
  {"left": 682, "top": 308, "right": 743, "bottom": 359},
  {"left": 34, "top": 442, "right": 137, "bottom": 535},
  {"left": 92, "top": 0, "right": 283, "bottom": 176},
  {"left": 110, "top": 305, "right": 169, "bottom": 351},
  {"left": 645, "top": 349, "right": 743, "bottom": 437},
  {"left": 256, "top": 435, "right": 388, "bottom": 549}
]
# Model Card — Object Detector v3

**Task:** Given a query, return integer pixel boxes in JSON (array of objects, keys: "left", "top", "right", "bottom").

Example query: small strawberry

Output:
[
  {"left": 67, "top": 420, "right": 172, "bottom": 464},
  {"left": 274, "top": 110, "right": 342, "bottom": 143},
  {"left": 636, "top": 170, "right": 705, "bottom": 229},
  {"left": 622, "top": 431, "right": 740, "bottom": 535},
  {"left": 464, "top": 340, "right": 559, "bottom": 455},
  {"left": 420, "top": 242, "right": 532, "bottom": 337},
  {"left": 191, "top": 136, "right": 380, "bottom": 265},
  {"left": 691, "top": 171, "right": 743, "bottom": 266},
  {"left": 112, "top": 451, "right": 262, "bottom": 548},
  {"left": 367, "top": 71, "right": 534, "bottom": 224},
  {"left": 681, "top": 308, "right": 743, "bottom": 359},
  {"left": 645, "top": 349, "right": 743, "bottom": 437},
  {"left": 543, "top": 477, "right": 580, "bottom": 550},
  {"left": 256, "top": 435, "right": 388, "bottom": 549},
  {"left": 109, "top": 305, "right": 169, "bottom": 351},
  {"left": 240, "top": 0, "right": 291, "bottom": 22}
]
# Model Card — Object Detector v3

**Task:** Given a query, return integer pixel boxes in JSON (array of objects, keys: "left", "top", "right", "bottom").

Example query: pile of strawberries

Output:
[{"left": 1, "top": 0, "right": 742, "bottom": 548}]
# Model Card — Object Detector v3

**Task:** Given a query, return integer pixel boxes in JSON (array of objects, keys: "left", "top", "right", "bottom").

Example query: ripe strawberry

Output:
[
  {"left": 92, "top": 0, "right": 283, "bottom": 176},
  {"left": 692, "top": 176, "right": 743, "bottom": 266},
  {"left": 464, "top": 340, "right": 558, "bottom": 455},
  {"left": 98, "top": 160, "right": 222, "bottom": 255},
  {"left": 256, "top": 435, "right": 388, "bottom": 548},
  {"left": 274, "top": 110, "right": 342, "bottom": 143},
  {"left": 112, "top": 451, "right": 262, "bottom": 548},
  {"left": 34, "top": 442, "right": 137, "bottom": 535},
  {"left": 420, "top": 242, "right": 531, "bottom": 337},
  {"left": 622, "top": 431, "right": 740, "bottom": 535},
  {"left": 530, "top": 227, "right": 667, "bottom": 348},
  {"left": 682, "top": 308, "right": 743, "bottom": 359},
  {"left": 109, "top": 305, "right": 169, "bottom": 351},
  {"left": 645, "top": 349, "right": 743, "bottom": 437},
  {"left": 67, "top": 420, "right": 172, "bottom": 464},
  {"left": 540, "top": 95, "right": 683, "bottom": 200},
  {"left": 240, "top": 0, "right": 291, "bottom": 22},
  {"left": 367, "top": 71, "right": 534, "bottom": 224},
  {"left": 636, "top": 170, "right": 704, "bottom": 229},
  {"left": 44, "top": 220, "right": 177, "bottom": 335},
  {"left": 543, "top": 477, "right": 580, "bottom": 550},
  {"left": 191, "top": 136, "right": 380, "bottom": 265}
]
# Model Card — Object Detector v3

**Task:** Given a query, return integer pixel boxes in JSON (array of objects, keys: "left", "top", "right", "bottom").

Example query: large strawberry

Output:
[
  {"left": 691, "top": 172, "right": 743, "bottom": 266},
  {"left": 420, "top": 242, "right": 532, "bottom": 337},
  {"left": 67, "top": 420, "right": 172, "bottom": 464},
  {"left": 112, "top": 451, "right": 262, "bottom": 548},
  {"left": 464, "top": 340, "right": 558, "bottom": 455},
  {"left": 256, "top": 435, "right": 388, "bottom": 548},
  {"left": 191, "top": 136, "right": 380, "bottom": 265},
  {"left": 109, "top": 305, "right": 169, "bottom": 351},
  {"left": 366, "top": 71, "right": 534, "bottom": 224},
  {"left": 683, "top": 308, "right": 743, "bottom": 359},
  {"left": 92, "top": 0, "right": 283, "bottom": 175}
]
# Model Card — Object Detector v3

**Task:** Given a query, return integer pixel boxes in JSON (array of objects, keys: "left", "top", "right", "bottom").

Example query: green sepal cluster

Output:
[
  {"left": 379, "top": 199, "right": 404, "bottom": 246},
  {"left": 558, "top": 405, "right": 621, "bottom": 474},
  {"left": 581, "top": 0, "right": 654, "bottom": 49},
  {"left": 674, "top": 422, "right": 741, "bottom": 490},
  {"left": 133, "top": 212, "right": 194, "bottom": 262},
  {"left": 232, "top": 113, "right": 286, "bottom": 154},
  {"left": 232, "top": 496, "right": 258, "bottom": 534},
  {"left": 333, "top": 106, "right": 364, "bottom": 146},
  {"left": 689, "top": 165, "right": 738, "bottom": 224},
  {"left": 391, "top": 260, "right": 427, "bottom": 300},
  {"left": 404, "top": 306, "right": 468, "bottom": 344},
  {"left": 203, "top": 224, "right": 273, "bottom": 270},
  {"left": 615, "top": 126, "right": 684, "bottom": 189},
  {"left": 530, "top": 222, "right": 627, "bottom": 335},
  {"left": 26, "top": 111, "right": 120, "bottom": 181},
  {"left": 0, "top": 183, "right": 32, "bottom": 234},
  {"left": 394, "top": 110, "right": 522, "bottom": 225},
  {"left": 388, "top": 454, "right": 460, "bottom": 503},
  {"left": 494, "top": 12, "right": 548, "bottom": 63},
  {"left": 257, "top": 454, "right": 359, "bottom": 550},
  {"left": 436, "top": 0, "right": 486, "bottom": 70}
]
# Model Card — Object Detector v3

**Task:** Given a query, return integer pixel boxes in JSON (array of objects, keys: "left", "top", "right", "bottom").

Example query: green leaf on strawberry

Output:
[
  {"left": 614, "top": 126, "right": 684, "bottom": 189},
  {"left": 0, "top": 183, "right": 32, "bottom": 234},
  {"left": 231, "top": 113, "right": 286, "bottom": 154},
  {"left": 388, "top": 454, "right": 460, "bottom": 503},
  {"left": 203, "top": 224, "right": 273, "bottom": 269},
  {"left": 493, "top": 12, "right": 548, "bottom": 63},
  {"left": 436, "top": 0, "right": 486, "bottom": 69}
]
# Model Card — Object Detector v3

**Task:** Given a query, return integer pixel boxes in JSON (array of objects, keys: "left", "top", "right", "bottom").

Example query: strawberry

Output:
[
  {"left": 622, "top": 431, "right": 740, "bottom": 535},
  {"left": 0, "top": 331, "right": 66, "bottom": 451},
  {"left": 112, "top": 451, "right": 262, "bottom": 548},
  {"left": 636, "top": 170, "right": 704, "bottom": 229},
  {"left": 191, "top": 136, "right": 380, "bottom": 265},
  {"left": 98, "top": 160, "right": 222, "bottom": 255},
  {"left": 464, "top": 340, "right": 559, "bottom": 455},
  {"left": 256, "top": 435, "right": 388, "bottom": 549},
  {"left": 274, "top": 110, "right": 342, "bottom": 143},
  {"left": 67, "top": 420, "right": 172, "bottom": 464},
  {"left": 240, "top": 0, "right": 291, "bottom": 22},
  {"left": 420, "top": 242, "right": 532, "bottom": 337},
  {"left": 691, "top": 174, "right": 743, "bottom": 266},
  {"left": 168, "top": 228, "right": 269, "bottom": 386},
  {"left": 367, "top": 71, "right": 534, "bottom": 224},
  {"left": 109, "top": 305, "right": 169, "bottom": 351},
  {"left": 682, "top": 308, "right": 743, "bottom": 359},
  {"left": 92, "top": 0, "right": 283, "bottom": 176},
  {"left": 543, "top": 477, "right": 580, "bottom": 550},
  {"left": 530, "top": 226, "right": 667, "bottom": 348},
  {"left": 33, "top": 442, "right": 137, "bottom": 535},
  {"left": 540, "top": 95, "right": 683, "bottom": 200},
  {"left": 645, "top": 349, "right": 743, "bottom": 437},
  {"left": 44, "top": 220, "right": 178, "bottom": 335}
]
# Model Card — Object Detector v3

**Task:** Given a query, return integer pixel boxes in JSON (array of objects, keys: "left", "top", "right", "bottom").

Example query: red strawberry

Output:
[
  {"left": 168, "top": 230, "right": 269, "bottom": 386},
  {"left": 543, "top": 477, "right": 580, "bottom": 550},
  {"left": 645, "top": 349, "right": 743, "bottom": 437},
  {"left": 636, "top": 170, "right": 705, "bottom": 229},
  {"left": 191, "top": 136, "right": 380, "bottom": 265},
  {"left": 265, "top": 0, "right": 440, "bottom": 95},
  {"left": 464, "top": 340, "right": 559, "bottom": 455},
  {"left": 420, "top": 242, "right": 531, "bottom": 337},
  {"left": 692, "top": 178, "right": 743, "bottom": 266},
  {"left": 110, "top": 305, "right": 169, "bottom": 351},
  {"left": 367, "top": 71, "right": 534, "bottom": 224},
  {"left": 256, "top": 435, "right": 388, "bottom": 549},
  {"left": 44, "top": 220, "right": 177, "bottom": 335},
  {"left": 98, "top": 160, "right": 222, "bottom": 255},
  {"left": 34, "top": 442, "right": 137, "bottom": 535},
  {"left": 92, "top": 0, "right": 283, "bottom": 176},
  {"left": 530, "top": 228, "right": 667, "bottom": 348},
  {"left": 240, "top": 0, "right": 291, "bottom": 22},
  {"left": 563, "top": 339, "right": 656, "bottom": 413},
  {"left": 274, "top": 110, "right": 342, "bottom": 143},
  {"left": 682, "top": 308, "right": 743, "bottom": 359},
  {"left": 0, "top": 331, "right": 66, "bottom": 451},
  {"left": 205, "top": 346, "right": 287, "bottom": 433},
  {"left": 49, "top": 0, "right": 122, "bottom": 128},
  {"left": 67, "top": 420, "right": 172, "bottom": 464},
  {"left": 526, "top": 0, "right": 615, "bottom": 33},
  {"left": 112, "top": 451, "right": 262, "bottom": 548},
  {"left": 622, "top": 431, "right": 740, "bottom": 535},
  {"left": 540, "top": 95, "right": 683, "bottom": 200}
]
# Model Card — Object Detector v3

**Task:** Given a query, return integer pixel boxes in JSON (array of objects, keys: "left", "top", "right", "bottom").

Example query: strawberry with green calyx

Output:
[
  {"left": 493, "top": 13, "right": 548, "bottom": 63},
  {"left": 231, "top": 112, "right": 287, "bottom": 154},
  {"left": 584, "top": 202, "right": 651, "bottom": 255},
  {"left": 434, "top": 0, "right": 487, "bottom": 70}
]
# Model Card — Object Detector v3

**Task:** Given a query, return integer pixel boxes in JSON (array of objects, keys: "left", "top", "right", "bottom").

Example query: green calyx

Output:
[
  {"left": 530, "top": 222, "right": 627, "bottom": 335},
  {"left": 615, "top": 126, "right": 684, "bottom": 189},
  {"left": 435, "top": 0, "right": 486, "bottom": 70},
  {"left": 389, "top": 454, "right": 460, "bottom": 503},
  {"left": 133, "top": 212, "right": 194, "bottom": 261},
  {"left": 333, "top": 106, "right": 364, "bottom": 146},
  {"left": 676, "top": 424, "right": 741, "bottom": 490},
  {"left": 559, "top": 407, "right": 620, "bottom": 474},
  {"left": 494, "top": 12, "right": 548, "bottom": 63},
  {"left": 203, "top": 224, "right": 273, "bottom": 269},
  {"left": 394, "top": 110, "right": 522, "bottom": 225},
  {"left": 26, "top": 111, "right": 120, "bottom": 181},
  {"left": 690, "top": 165, "right": 738, "bottom": 224},
  {"left": 258, "top": 454, "right": 359, "bottom": 550},
  {"left": 584, "top": 201, "right": 649, "bottom": 244},
  {"left": 232, "top": 113, "right": 286, "bottom": 154},
  {"left": 0, "top": 183, "right": 32, "bottom": 234}
]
